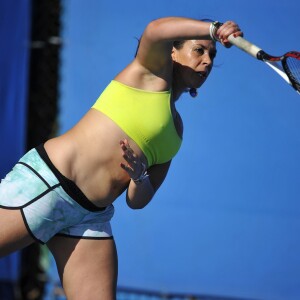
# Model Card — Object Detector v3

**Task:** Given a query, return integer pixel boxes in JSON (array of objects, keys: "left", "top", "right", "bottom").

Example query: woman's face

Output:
[{"left": 172, "top": 39, "right": 216, "bottom": 89}]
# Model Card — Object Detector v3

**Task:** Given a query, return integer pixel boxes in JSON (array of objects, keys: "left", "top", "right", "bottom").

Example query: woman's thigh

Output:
[
  {"left": 47, "top": 236, "right": 118, "bottom": 300},
  {"left": 0, "top": 208, "right": 35, "bottom": 257}
]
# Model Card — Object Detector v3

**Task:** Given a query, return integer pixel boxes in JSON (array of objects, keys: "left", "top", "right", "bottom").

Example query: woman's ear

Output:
[{"left": 171, "top": 47, "right": 177, "bottom": 62}]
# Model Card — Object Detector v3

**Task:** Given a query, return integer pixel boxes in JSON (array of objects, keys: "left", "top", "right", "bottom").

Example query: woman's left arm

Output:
[
  {"left": 125, "top": 161, "right": 171, "bottom": 209},
  {"left": 120, "top": 139, "right": 171, "bottom": 209}
]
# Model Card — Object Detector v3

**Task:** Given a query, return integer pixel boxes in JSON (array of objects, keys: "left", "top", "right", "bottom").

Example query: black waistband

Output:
[{"left": 36, "top": 144, "right": 106, "bottom": 212}]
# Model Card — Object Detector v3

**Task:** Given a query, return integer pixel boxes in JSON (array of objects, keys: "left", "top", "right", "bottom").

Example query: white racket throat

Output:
[{"left": 265, "top": 61, "right": 290, "bottom": 84}]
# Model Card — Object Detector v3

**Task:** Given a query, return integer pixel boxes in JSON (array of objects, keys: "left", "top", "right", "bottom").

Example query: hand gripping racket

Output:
[{"left": 228, "top": 35, "right": 300, "bottom": 94}]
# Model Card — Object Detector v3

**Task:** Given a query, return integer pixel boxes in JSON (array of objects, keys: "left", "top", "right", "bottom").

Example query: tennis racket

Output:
[{"left": 228, "top": 35, "right": 300, "bottom": 94}]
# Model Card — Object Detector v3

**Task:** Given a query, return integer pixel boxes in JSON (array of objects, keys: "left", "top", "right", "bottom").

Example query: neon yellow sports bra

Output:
[{"left": 92, "top": 80, "right": 182, "bottom": 167}]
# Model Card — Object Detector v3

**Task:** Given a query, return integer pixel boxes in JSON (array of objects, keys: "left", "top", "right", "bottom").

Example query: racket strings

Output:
[{"left": 284, "top": 56, "right": 300, "bottom": 92}]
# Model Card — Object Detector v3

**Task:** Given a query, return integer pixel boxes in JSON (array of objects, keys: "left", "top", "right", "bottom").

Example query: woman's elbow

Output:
[
  {"left": 126, "top": 202, "right": 145, "bottom": 210},
  {"left": 126, "top": 195, "right": 153, "bottom": 210}
]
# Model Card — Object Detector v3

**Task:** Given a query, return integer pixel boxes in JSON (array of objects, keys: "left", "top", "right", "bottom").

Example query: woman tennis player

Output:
[{"left": 0, "top": 17, "right": 242, "bottom": 299}]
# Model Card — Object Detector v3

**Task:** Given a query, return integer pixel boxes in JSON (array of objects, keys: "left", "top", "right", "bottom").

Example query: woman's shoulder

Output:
[{"left": 115, "top": 59, "right": 172, "bottom": 92}]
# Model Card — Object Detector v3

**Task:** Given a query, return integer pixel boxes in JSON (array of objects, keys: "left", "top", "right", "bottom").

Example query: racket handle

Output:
[{"left": 228, "top": 35, "right": 262, "bottom": 59}]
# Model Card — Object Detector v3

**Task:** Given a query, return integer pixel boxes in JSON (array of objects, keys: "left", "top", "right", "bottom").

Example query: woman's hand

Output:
[
  {"left": 120, "top": 139, "right": 172, "bottom": 209},
  {"left": 119, "top": 139, "right": 145, "bottom": 180},
  {"left": 217, "top": 21, "right": 243, "bottom": 48}
]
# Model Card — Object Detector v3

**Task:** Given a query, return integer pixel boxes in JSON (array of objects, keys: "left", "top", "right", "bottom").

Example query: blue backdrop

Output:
[{"left": 0, "top": 0, "right": 31, "bottom": 282}]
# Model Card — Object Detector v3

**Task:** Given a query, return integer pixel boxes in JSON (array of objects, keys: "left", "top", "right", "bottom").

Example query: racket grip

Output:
[{"left": 228, "top": 35, "right": 262, "bottom": 59}]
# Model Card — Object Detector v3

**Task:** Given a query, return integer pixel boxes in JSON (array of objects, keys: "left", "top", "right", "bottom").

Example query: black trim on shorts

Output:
[
  {"left": 23, "top": 183, "right": 61, "bottom": 208},
  {"left": 0, "top": 183, "right": 61, "bottom": 209},
  {"left": 36, "top": 144, "right": 106, "bottom": 212},
  {"left": 20, "top": 209, "right": 45, "bottom": 245},
  {"left": 17, "top": 162, "right": 51, "bottom": 188},
  {"left": 55, "top": 233, "right": 114, "bottom": 240}
]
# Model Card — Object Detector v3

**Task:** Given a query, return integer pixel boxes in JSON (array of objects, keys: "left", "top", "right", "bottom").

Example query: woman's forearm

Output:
[
  {"left": 126, "top": 177, "right": 155, "bottom": 209},
  {"left": 143, "top": 17, "right": 211, "bottom": 43}
]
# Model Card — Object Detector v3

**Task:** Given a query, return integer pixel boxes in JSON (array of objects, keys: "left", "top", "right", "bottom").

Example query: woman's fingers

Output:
[
  {"left": 120, "top": 139, "right": 143, "bottom": 178},
  {"left": 218, "top": 21, "right": 243, "bottom": 47}
]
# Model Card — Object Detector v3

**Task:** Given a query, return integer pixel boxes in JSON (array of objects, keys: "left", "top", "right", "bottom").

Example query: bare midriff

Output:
[{"left": 44, "top": 109, "right": 147, "bottom": 207}]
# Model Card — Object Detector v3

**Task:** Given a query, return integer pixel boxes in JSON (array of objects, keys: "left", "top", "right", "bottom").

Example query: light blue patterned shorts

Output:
[{"left": 0, "top": 145, "right": 114, "bottom": 244}]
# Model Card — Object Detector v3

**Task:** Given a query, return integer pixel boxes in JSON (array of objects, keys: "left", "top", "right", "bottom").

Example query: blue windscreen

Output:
[{"left": 0, "top": 0, "right": 31, "bottom": 281}]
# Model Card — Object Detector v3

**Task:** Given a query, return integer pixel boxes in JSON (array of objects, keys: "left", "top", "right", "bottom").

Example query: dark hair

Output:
[
  {"left": 134, "top": 36, "right": 141, "bottom": 57},
  {"left": 173, "top": 40, "right": 185, "bottom": 50}
]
